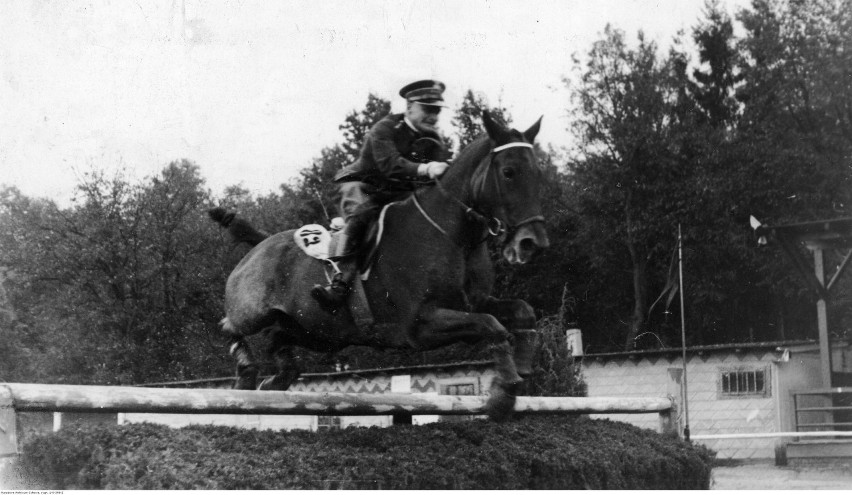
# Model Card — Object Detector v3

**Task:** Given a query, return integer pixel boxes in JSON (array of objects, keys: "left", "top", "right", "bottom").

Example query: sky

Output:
[{"left": 1, "top": 0, "right": 751, "bottom": 205}]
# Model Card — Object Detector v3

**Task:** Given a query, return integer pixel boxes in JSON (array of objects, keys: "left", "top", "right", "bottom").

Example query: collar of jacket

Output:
[{"left": 403, "top": 116, "right": 419, "bottom": 133}]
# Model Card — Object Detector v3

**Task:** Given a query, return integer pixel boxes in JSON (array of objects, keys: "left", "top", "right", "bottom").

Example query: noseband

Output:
[{"left": 413, "top": 140, "right": 544, "bottom": 243}]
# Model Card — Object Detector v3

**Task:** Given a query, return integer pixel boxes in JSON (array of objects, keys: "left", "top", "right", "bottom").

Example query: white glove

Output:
[{"left": 417, "top": 161, "right": 450, "bottom": 179}]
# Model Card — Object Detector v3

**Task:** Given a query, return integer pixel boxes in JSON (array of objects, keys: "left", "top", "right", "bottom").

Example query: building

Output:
[{"left": 581, "top": 339, "right": 852, "bottom": 459}]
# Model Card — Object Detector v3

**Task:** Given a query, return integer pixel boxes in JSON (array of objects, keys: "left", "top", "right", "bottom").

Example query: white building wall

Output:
[
  {"left": 583, "top": 351, "right": 788, "bottom": 459},
  {"left": 119, "top": 413, "right": 318, "bottom": 431},
  {"left": 584, "top": 357, "right": 668, "bottom": 431}
]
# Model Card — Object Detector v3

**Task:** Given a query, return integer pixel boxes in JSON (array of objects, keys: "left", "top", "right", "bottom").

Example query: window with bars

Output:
[
  {"left": 719, "top": 367, "right": 769, "bottom": 398},
  {"left": 439, "top": 380, "right": 480, "bottom": 423},
  {"left": 317, "top": 415, "right": 341, "bottom": 431},
  {"left": 443, "top": 383, "right": 476, "bottom": 396}
]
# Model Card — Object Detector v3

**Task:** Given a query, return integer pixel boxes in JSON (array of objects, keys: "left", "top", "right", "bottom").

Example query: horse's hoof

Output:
[
  {"left": 257, "top": 376, "right": 278, "bottom": 390},
  {"left": 486, "top": 378, "right": 520, "bottom": 422},
  {"left": 234, "top": 378, "right": 256, "bottom": 390},
  {"left": 233, "top": 367, "right": 259, "bottom": 390},
  {"left": 257, "top": 371, "right": 299, "bottom": 391}
]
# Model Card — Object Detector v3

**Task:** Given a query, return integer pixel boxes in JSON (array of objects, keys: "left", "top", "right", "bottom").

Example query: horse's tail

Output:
[{"left": 208, "top": 207, "right": 270, "bottom": 247}]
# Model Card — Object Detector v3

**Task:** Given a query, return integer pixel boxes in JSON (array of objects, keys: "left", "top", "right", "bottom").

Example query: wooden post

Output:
[
  {"left": 392, "top": 413, "right": 413, "bottom": 425},
  {"left": 774, "top": 440, "right": 788, "bottom": 466},
  {"left": 659, "top": 396, "right": 679, "bottom": 438},
  {"left": 666, "top": 368, "right": 684, "bottom": 439},
  {"left": 814, "top": 249, "right": 832, "bottom": 388},
  {"left": 0, "top": 386, "right": 19, "bottom": 457}
]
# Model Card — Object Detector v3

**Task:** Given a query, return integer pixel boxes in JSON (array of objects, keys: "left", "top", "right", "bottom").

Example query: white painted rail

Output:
[
  {"left": 692, "top": 431, "right": 852, "bottom": 440},
  {"left": 0, "top": 383, "right": 676, "bottom": 457},
  {"left": 0, "top": 383, "right": 672, "bottom": 416}
]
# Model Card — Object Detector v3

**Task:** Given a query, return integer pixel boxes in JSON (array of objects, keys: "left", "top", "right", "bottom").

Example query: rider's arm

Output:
[{"left": 368, "top": 118, "right": 427, "bottom": 180}]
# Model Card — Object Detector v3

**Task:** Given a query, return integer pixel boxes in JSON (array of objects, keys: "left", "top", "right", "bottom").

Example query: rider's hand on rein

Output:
[{"left": 418, "top": 161, "right": 450, "bottom": 179}]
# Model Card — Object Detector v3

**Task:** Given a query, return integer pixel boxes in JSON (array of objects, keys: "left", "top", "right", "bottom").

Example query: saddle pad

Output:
[
  {"left": 360, "top": 201, "right": 398, "bottom": 280},
  {"left": 293, "top": 224, "right": 332, "bottom": 259}
]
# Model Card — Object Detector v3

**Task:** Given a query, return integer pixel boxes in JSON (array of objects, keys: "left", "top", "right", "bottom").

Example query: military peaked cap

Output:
[{"left": 399, "top": 79, "right": 446, "bottom": 106}]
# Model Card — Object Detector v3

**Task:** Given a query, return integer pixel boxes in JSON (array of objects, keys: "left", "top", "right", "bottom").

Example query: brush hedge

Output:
[{"left": 11, "top": 415, "right": 713, "bottom": 490}]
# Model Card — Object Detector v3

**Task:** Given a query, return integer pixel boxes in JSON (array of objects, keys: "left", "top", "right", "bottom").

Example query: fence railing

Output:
[
  {"left": 793, "top": 387, "right": 852, "bottom": 433},
  {"left": 0, "top": 382, "right": 677, "bottom": 457}
]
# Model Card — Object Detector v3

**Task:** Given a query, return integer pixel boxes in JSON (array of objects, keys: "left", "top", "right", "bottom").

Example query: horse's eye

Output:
[{"left": 502, "top": 167, "right": 516, "bottom": 179}]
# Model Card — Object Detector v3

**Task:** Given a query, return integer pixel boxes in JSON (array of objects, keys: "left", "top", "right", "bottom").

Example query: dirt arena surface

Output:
[{"left": 711, "top": 460, "right": 852, "bottom": 490}]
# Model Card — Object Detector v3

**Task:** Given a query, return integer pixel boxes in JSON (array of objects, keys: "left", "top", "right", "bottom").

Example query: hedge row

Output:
[{"left": 12, "top": 416, "right": 714, "bottom": 490}]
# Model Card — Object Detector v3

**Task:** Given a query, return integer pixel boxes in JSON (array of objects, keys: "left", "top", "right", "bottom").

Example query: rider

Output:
[{"left": 310, "top": 79, "right": 452, "bottom": 308}]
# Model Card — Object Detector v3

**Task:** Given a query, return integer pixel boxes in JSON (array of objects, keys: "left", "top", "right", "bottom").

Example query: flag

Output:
[{"left": 648, "top": 240, "right": 679, "bottom": 316}]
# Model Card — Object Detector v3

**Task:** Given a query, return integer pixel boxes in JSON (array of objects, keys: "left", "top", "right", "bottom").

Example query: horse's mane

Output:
[{"left": 454, "top": 133, "right": 492, "bottom": 166}]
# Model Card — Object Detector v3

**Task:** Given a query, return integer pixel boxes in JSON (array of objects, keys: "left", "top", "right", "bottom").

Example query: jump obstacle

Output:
[{"left": 0, "top": 382, "right": 678, "bottom": 457}]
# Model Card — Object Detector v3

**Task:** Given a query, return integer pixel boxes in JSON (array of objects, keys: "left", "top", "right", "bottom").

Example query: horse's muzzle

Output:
[{"left": 502, "top": 221, "right": 549, "bottom": 264}]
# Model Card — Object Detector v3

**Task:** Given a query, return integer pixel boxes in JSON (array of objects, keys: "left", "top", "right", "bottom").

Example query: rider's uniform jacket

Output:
[{"left": 334, "top": 113, "right": 442, "bottom": 190}]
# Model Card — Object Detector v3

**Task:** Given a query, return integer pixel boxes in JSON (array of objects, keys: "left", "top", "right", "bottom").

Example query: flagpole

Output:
[{"left": 678, "top": 223, "right": 690, "bottom": 441}]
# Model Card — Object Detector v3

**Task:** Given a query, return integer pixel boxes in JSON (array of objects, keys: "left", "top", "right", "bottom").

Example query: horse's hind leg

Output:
[
  {"left": 228, "top": 335, "right": 260, "bottom": 390},
  {"left": 222, "top": 317, "right": 261, "bottom": 390},
  {"left": 258, "top": 330, "right": 301, "bottom": 391}
]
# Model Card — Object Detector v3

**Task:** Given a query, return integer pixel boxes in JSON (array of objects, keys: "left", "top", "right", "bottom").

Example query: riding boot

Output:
[{"left": 310, "top": 231, "right": 359, "bottom": 308}]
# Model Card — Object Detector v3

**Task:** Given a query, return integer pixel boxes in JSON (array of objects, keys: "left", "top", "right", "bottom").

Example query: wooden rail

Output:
[
  {"left": 0, "top": 383, "right": 677, "bottom": 457},
  {"left": 692, "top": 431, "right": 852, "bottom": 440}
]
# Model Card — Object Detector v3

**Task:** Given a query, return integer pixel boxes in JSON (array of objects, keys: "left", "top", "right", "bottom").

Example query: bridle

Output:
[{"left": 412, "top": 139, "right": 544, "bottom": 244}]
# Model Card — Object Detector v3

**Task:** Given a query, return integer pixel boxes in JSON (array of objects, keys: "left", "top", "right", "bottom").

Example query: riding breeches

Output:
[{"left": 336, "top": 181, "right": 410, "bottom": 256}]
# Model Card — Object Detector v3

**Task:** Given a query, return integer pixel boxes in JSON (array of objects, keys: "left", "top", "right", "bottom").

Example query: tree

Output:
[
  {"left": 689, "top": 0, "right": 742, "bottom": 127},
  {"left": 734, "top": 0, "right": 852, "bottom": 222},
  {"left": 729, "top": 0, "right": 852, "bottom": 338},
  {"left": 339, "top": 93, "right": 391, "bottom": 162},
  {"left": 567, "top": 26, "right": 703, "bottom": 351},
  {"left": 452, "top": 89, "right": 512, "bottom": 150},
  {"left": 0, "top": 162, "right": 235, "bottom": 384}
]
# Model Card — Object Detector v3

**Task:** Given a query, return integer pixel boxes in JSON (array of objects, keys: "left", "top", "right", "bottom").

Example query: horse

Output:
[{"left": 211, "top": 111, "right": 549, "bottom": 418}]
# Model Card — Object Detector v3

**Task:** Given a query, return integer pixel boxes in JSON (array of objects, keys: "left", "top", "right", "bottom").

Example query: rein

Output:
[{"left": 413, "top": 140, "right": 543, "bottom": 245}]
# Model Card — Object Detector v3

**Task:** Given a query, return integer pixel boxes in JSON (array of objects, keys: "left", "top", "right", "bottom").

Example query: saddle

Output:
[{"left": 293, "top": 204, "right": 399, "bottom": 331}]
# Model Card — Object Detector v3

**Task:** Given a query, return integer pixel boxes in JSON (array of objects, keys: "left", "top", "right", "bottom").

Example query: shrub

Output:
[
  {"left": 13, "top": 416, "right": 713, "bottom": 490},
  {"left": 527, "top": 287, "right": 587, "bottom": 397}
]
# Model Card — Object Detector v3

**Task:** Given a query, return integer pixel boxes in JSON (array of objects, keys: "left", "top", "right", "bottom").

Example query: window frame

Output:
[
  {"left": 717, "top": 365, "right": 771, "bottom": 399},
  {"left": 438, "top": 377, "right": 481, "bottom": 396},
  {"left": 316, "top": 415, "right": 342, "bottom": 431}
]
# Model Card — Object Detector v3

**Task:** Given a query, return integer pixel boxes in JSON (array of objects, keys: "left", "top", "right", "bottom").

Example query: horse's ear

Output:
[
  {"left": 523, "top": 116, "right": 543, "bottom": 143},
  {"left": 482, "top": 110, "right": 508, "bottom": 142}
]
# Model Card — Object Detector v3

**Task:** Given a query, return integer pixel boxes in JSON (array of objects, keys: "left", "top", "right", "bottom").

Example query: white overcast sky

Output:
[{"left": 1, "top": 0, "right": 750, "bottom": 204}]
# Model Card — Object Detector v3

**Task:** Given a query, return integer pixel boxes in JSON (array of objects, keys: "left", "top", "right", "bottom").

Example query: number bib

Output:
[{"left": 293, "top": 224, "right": 332, "bottom": 259}]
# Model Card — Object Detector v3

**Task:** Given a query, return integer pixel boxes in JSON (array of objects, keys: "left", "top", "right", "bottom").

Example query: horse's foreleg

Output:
[
  {"left": 415, "top": 308, "right": 521, "bottom": 420},
  {"left": 472, "top": 297, "right": 540, "bottom": 377},
  {"left": 465, "top": 245, "right": 540, "bottom": 377}
]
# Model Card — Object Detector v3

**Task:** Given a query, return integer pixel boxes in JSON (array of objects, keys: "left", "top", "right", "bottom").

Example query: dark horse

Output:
[{"left": 211, "top": 112, "right": 549, "bottom": 418}]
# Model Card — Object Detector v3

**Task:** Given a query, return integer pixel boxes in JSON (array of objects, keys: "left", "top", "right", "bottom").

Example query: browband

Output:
[{"left": 492, "top": 142, "right": 534, "bottom": 153}]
